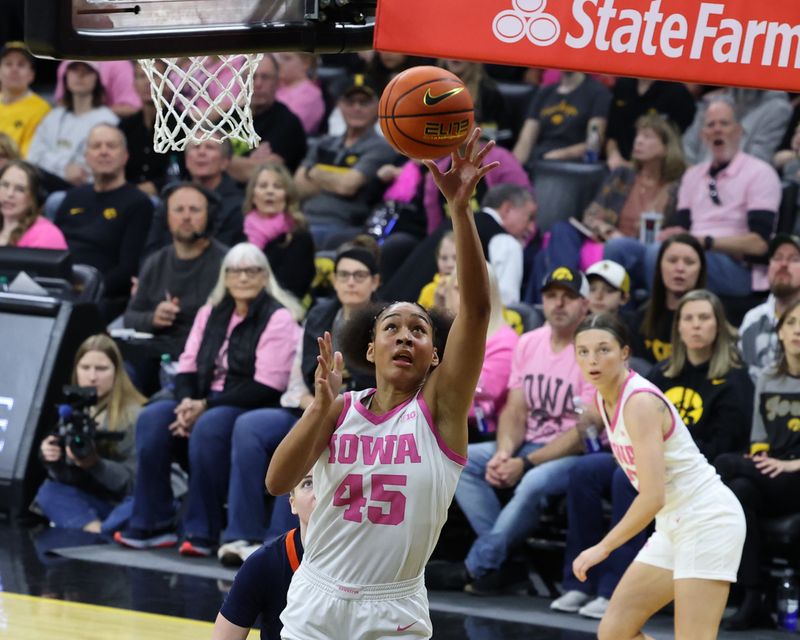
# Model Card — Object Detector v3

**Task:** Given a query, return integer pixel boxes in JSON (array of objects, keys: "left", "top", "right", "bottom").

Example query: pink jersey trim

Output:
[
  {"left": 602, "top": 369, "right": 636, "bottom": 433},
  {"left": 627, "top": 388, "right": 677, "bottom": 441},
  {"left": 418, "top": 394, "right": 467, "bottom": 467},
  {"left": 334, "top": 393, "right": 351, "bottom": 431},
  {"left": 353, "top": 389, "right": 416, "bottom": 425}
]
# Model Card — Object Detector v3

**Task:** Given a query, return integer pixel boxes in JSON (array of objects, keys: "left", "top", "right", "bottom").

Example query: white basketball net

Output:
[{"left": 138, "top": 53, "right": 264, "bottom": 153}]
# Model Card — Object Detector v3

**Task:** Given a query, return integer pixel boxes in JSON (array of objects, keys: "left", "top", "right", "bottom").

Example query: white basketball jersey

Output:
[
  {"left": 598, "top": 371, "right": 719, "bottom": 513},
  {"left": 303, "top": 388, "right": 464, "bottom": 585}
]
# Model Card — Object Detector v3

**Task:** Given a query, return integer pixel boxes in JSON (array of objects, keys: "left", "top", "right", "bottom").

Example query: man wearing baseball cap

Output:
[
  {"left": 740, "top": 233, "right": 800, "bottom": 380},
  {"left": 585, "top": 259, "right": 631, "bottom": 316},
  {"left": 294, "top": 73, "right": 398, "bottom": 248},
  {"left": 0, "top": 41, "right": 50, "bottom": 156},
  {"left": 454, "top": 265, "right": 594, "bottom": 595}
]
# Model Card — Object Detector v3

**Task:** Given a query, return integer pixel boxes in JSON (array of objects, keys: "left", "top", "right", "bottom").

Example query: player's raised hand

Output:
[
  {"left": 314, "top": 331, "right": 344, "bottom": 407},
  {"left": 423, "top": 127, "right": 500, "bottom": 211}
]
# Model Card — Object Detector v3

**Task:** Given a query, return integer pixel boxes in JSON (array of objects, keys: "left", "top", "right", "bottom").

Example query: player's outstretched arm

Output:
[
  {"left": 266, "top": 332, "right": 343, "bottom": 495},
  {"left": 423, "top": 128, "right": 498, "bottom": 458}
]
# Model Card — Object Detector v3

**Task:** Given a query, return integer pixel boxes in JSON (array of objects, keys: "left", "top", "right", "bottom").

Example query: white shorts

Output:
[
  {"left": 280, "top": 561, "right": 432, "bottom": 640},
  {"left": 635, "top": 484, "right": 745, "bottom": 582}
]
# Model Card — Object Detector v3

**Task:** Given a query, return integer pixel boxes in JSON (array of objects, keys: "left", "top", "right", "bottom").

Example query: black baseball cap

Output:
[
  {"left": 769, "top": 233, "right": 800, "bottom": 258},
  {"left": 337, "top": 73, "right": 379, "bottom": 100},
  {"left": 0, "top": 42, "right": 35, "bottom": 66},
  {"left": 541, "top": 266, "right": 589, "bottom": 298}
]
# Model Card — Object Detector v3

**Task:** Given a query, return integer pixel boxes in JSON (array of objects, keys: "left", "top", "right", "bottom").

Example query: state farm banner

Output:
[{"left": 374, "top": 0, "right": 800, "bottom": 92}]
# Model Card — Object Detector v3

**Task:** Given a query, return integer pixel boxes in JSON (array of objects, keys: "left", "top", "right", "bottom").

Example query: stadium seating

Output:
[{"left": 528, "top": 160, "right": 608, "bottom": 232}]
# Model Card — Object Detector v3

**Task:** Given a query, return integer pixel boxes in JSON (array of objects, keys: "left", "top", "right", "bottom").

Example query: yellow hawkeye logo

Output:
[{"left": 423, "top": 87, "right": 464, "bottom": 107}]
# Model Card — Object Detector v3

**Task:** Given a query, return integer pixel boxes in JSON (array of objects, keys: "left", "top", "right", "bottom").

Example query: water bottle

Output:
[
  {"left": 777, "top": 571, "right": 799, "bottom": 631},
  {"left": 639, "top": 211, "right": 663, "bottom": 245},
  {"left": 159, "top": 353, "right": 178, "bottom": 392},
  {"left": 574, "top": 396, "right": 602, "bottom": 453},
  {"left": 0, "top": 276, "right": 8, "bottom": 292},
  {"left": 473, "top": 386, "right": 497, "bottom": 434},
  {"left": 165, "top": 154, "right": 182, "bottom": 184},
  {"left": 583, "top": 124, "right": 601, "bottom": 163}
]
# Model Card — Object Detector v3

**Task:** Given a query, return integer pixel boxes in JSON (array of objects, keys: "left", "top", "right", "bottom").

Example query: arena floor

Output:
[{"left": 0, "top": 520, "right": 789, "bottom": 639}]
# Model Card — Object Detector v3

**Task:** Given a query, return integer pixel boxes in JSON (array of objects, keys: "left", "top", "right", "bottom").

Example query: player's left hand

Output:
[{"left": 572, "top": 543, "right": 610, "bottom": 582}]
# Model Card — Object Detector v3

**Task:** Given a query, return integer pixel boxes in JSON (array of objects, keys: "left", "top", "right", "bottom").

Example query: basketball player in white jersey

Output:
[
  {"left": 266, "top": 127, "right": 498, "bottom": 639},
  {"left": 571, "top": 313, "right": 745, "bottom": 640}
]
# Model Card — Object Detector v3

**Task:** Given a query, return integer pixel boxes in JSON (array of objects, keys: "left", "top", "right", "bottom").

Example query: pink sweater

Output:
[{"left": 16, "top": 217, "right": 68, "bottom": 250}]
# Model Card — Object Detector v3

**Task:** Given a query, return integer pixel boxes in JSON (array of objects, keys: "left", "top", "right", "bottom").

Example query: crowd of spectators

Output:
[{"left": 2, "top": 39, "right": 800, "bottom": 635}]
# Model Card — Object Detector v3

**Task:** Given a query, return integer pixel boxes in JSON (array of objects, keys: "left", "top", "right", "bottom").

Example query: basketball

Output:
[{"left": 379, "top": 66, "right": 474, "bottom": 160}]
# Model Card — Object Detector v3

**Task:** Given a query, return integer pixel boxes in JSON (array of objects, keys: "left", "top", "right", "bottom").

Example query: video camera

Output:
[{"left": 54, "top": 385, "right": 123, "bottom": 461}]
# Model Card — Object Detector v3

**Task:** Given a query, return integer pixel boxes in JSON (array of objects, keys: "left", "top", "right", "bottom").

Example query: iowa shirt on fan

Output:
[
  {"left": 648, "top": 360, "right": 753, "bottom": 461},
  {"left": 508, "top": 324, "right": 595, "bottom": 443}
]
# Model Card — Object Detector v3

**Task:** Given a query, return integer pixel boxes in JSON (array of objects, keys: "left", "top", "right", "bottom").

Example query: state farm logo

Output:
[
  {"left": 491, "top": 0, "right": 800, "bottom": 71},
  {"left": 492, "top": 0, "right": 560, "bottom": 46}
]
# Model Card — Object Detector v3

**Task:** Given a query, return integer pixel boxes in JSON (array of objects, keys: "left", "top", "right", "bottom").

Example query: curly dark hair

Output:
[{"left": 338, "top": 301, "right": 453, "bottom": 376}]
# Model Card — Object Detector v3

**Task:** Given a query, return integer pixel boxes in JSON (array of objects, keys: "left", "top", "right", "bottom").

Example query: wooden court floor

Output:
[{"left": 0, "top": 592, "right": 259, "bottom": 640}]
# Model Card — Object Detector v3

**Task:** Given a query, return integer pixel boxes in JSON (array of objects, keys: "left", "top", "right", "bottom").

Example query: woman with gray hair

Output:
[{"left": 115, "top": 242, "right": 302, "bottom": 556}]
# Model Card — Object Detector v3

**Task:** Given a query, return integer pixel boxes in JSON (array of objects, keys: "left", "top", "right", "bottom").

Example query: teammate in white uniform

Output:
[
  {"left": 266, "top": 128, "right": 498, "bottom": 639},
  {"left": 572, "top": 313, "right": 745, "bottom": 640}
]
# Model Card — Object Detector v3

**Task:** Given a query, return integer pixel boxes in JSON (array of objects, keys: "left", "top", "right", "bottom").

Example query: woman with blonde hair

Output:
[
  {"left": 242, "top": 162, "right": 315, "bottom": 302},
  {"left": 115, "top": 243, "right": 302, "bottom": 556},
  {"left": 648, "top": 289, "right": 753, "bottom": 462},
  {"left": 536, "top": 113, "right": 686, "bottom": 294},
  {"left": 0, "top": 160, "right": 67, "bottom": 249},
  {"left": 35, "top": 334, "right": 146, "bottom": 534},
  {"left": 715, "top": 300, "right": 800, "bottom": 630}
]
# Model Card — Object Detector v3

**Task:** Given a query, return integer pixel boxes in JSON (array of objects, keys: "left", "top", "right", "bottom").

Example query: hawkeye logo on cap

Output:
[
  {"left": 551, "top": 267, "right": 574, "bottom": 281},
  {"left": 423, "top": 87, "right": 465, "bottom": 106}
]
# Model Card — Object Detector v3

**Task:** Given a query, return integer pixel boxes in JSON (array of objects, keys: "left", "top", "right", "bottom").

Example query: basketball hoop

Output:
[{"left": 138, "top": 53, "right": 264, "bottom": 153}]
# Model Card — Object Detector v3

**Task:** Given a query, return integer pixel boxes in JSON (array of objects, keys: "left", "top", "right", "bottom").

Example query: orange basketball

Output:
[{"left": 379, "top": 66, "right": 474, "bottom": 160}]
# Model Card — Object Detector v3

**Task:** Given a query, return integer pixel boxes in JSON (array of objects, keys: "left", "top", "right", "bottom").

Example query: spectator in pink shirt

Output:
[
  {"left": 605, "top": 97, "right": 782, "bottom": 297},
  {"left": 452, "top": 266, "right": 594, "bottom": 595},
  {"left": 434, "top": 262, "right": 519, "bottom": 437},
  {"left": 55, "top": 60, "right": 142, "bottom": 118},
  {"left": 275, "top": 52, "right": 324, "bottom": 135},
  {"left": 115, "top": 243, "right": 302, "bottom": 556},
  {"left": 0, "top": 160, "right": 67, "bottom": 249}
]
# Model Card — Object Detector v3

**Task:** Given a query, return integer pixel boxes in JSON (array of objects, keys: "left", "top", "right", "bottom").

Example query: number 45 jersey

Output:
[{"left": 304, "top": 388, "right": 465, "bottom": 585}]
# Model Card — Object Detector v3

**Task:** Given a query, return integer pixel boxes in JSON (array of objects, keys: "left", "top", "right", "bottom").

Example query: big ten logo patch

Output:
[
  {"left": 665, "top": 386, "right": 703, "bottom": 427},
  {"left": 493, "top": 0, "right": 560, "bottom": 46},
  {"left": 103, "top": 208, "right": 118, "bottom": 220},
  {"left": 401, "top": 410, "right": 417, "bottom": 422}
]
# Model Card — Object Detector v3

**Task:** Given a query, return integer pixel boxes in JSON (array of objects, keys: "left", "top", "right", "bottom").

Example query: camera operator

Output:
[{"left": 33, "top": 334, "right": 146, "bottom": 534}]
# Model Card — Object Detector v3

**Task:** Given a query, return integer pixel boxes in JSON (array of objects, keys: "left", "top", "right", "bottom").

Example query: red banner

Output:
[{"left": 374, "top": 0, "right": 800, "bottom": 92}]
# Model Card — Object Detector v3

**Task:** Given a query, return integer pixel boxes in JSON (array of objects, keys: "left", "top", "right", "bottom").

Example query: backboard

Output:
[{"left": 25, "top": 0, "right": 376, "bottom": 60}]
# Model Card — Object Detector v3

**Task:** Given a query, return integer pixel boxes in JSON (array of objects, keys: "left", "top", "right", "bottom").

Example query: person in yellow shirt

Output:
[{"left": 0, "top": 42, "right": 51, "bottom": 157}]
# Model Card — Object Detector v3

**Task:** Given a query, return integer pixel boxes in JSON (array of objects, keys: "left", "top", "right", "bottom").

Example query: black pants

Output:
[{"left": 715, "top": 453, "right": 800, "bottom": 588}]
